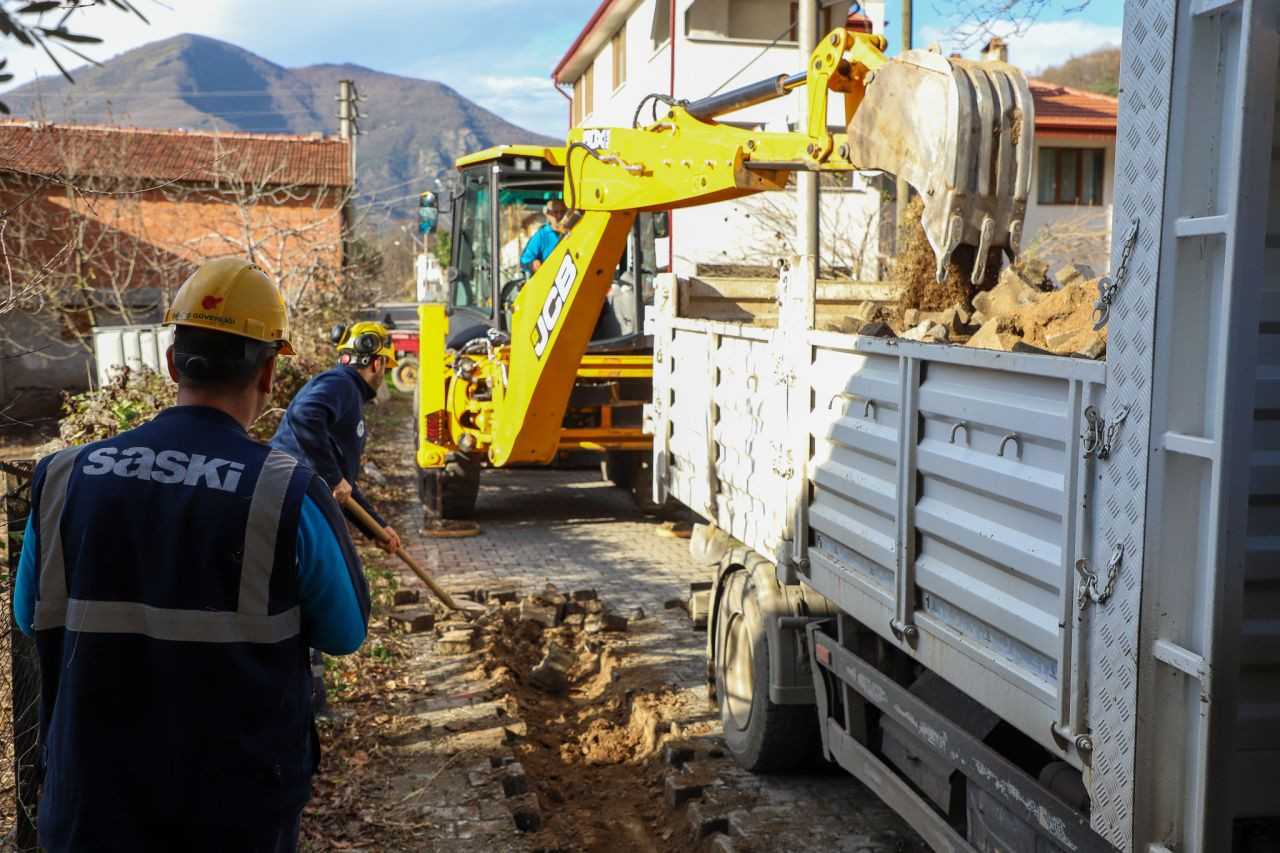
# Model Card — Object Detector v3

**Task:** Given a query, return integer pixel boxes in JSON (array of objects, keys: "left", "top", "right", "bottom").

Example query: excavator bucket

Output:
[{"left": 846, "top": 49, "right": 1034, "bottom": 284}]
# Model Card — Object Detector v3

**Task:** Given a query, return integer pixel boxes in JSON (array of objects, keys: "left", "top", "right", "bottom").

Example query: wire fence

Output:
[{"left": 2, "top": 460, "right": 40, "bottom": 851}]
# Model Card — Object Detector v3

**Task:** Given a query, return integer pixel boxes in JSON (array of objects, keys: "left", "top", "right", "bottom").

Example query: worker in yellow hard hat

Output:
[
  {"left": 269, "top": 317, "right": 401, "bottom": 716},
  {"left": 14, "top": 257, "right": 370, "bottom": 851}
]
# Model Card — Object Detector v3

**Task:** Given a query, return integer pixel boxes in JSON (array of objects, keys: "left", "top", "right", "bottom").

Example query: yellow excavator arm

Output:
[{"left": 488, "top": 28, "right": 1034, "bottom": 467}]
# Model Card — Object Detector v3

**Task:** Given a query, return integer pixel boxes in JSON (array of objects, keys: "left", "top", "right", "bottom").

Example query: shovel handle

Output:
[{"left": 342, "top": 498, "right": 460, "bottom": 611}]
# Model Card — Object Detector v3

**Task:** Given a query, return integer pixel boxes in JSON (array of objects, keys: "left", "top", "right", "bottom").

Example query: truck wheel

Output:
[
  {"left": 392, "top": 357, "right": 419, "bottom": 393},
  {"left": 714, "top": 570, "right": 819, "bottom": 771},
  {"left": 601, "top": 450, "right": 636, "bottom": 488},
  {"left": 421, "top": 452, "right": 480, "bottom": 519}
]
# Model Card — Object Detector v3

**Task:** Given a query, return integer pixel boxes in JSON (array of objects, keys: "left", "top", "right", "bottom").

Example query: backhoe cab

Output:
[{"left": 415, "top": 146, "right": 666, "bottom": 518}]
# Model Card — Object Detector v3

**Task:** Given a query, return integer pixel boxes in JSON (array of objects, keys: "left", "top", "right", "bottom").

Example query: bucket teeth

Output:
[{"left": 846, "top": 50, "right": 1034, "bottom": 282}]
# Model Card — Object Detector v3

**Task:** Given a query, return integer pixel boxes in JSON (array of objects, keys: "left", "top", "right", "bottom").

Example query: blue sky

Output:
[{"left": 0, "top": 1, "right": 1122, "bottom": 137}]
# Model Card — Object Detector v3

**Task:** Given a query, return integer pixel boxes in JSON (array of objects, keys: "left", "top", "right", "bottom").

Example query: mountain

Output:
[
  {"left": 1036, "top": 46, "right": 1122, "bottom": 98},
  {"left": 1, "top": 34, "right": 559, "bottom": 219}
]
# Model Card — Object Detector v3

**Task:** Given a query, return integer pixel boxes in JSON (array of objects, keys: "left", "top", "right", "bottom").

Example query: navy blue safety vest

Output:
[{"left": 30, "top": 406, "right": 322, "bottom": 850}]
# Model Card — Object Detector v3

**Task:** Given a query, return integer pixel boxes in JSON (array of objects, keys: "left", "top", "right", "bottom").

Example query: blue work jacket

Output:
[
  {"left": 269, "top": 365, "right": 386, "bottom": 536},
  {"left": 13, "top": 405, "right": 370, "bottom": 852},
  {"left": 520, "top": 222, "right": 564, "bottom": 269}
]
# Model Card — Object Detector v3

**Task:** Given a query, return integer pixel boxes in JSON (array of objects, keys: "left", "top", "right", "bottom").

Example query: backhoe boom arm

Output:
[{"left": 487, "top": 28, "right": 1033, "bottom": 467}]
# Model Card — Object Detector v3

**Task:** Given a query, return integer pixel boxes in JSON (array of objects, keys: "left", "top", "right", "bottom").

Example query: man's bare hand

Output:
[
  {"left": 379, "top": 525, "right": 401, "bottom": 554},
  {"left": 332, "top": 478, "right": 353, "bottom": 505}
]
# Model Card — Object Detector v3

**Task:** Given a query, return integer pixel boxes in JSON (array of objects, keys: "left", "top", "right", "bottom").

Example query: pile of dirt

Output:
[
  {"left": 841, "top": 256, "right": 1106, "bottom": 358},
  {"left": 894, "top": 195, "right": 1003, "bottom": 318}
]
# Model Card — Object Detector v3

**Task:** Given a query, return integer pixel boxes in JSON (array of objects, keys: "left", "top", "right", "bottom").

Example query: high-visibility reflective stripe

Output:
[
  {"left": 36, "top": 447, "right": 80, "bottom": 607},
  {"left": 36, "top": 599, "right": 302, "bottom": 644},
  {"left": 238, "top": 450, "right": 297, "bottom": 616}
]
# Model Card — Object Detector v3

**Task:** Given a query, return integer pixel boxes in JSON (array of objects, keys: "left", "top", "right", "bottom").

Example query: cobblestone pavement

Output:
[
  {"left": 406, "top": 467, "right": 707, "bottom": 615},
  {"left": 359, "top": 464, "right": 926, "bottom": 852}
]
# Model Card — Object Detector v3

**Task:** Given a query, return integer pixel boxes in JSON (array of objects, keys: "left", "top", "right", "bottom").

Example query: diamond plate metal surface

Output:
[{"left": 1087, "top": 0, "right": 1176, "bottom": 847}]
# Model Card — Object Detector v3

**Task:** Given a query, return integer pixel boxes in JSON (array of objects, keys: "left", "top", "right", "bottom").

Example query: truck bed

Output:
[{"left": 653, "top": 279, "right": 1106, "bottom": 768}]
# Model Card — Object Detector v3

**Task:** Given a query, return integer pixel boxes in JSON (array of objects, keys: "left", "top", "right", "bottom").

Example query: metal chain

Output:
[
  {"left": 1076, "top": 543, "right": 1124, "bottom": 611},
  {"left": 1099, "top": 404, "right": 1130, "bottom": 459},
  {"left": 1092, "top": 220, "right": 1139, "bottom": 331}
]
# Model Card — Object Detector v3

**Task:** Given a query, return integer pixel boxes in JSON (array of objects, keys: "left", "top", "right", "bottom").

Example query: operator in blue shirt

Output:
[
  {"left": 519, "top": 197, "right": 569, "bottom": 273},
  {"left": 13, "top": 258, "right": 369, "bottom": 852}
]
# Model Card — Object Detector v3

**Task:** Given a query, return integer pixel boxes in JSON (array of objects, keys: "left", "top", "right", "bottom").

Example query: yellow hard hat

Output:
[
  {"left": 335, "top": 320, "right": 397, "bottom": 368},
  {"left": 164, "top": 258, "right": 294, "bottom": 355}
]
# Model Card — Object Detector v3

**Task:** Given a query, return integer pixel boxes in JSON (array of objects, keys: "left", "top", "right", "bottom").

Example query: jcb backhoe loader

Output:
[
  {"left": 416, "top": 28, "right": 1032, "bottom": 518},
  {"left": 416, "top": 146, "right": 668, "bottom": 517}
]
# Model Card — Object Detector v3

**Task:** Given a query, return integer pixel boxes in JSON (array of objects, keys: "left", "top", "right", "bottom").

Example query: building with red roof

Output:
[{"left": 0, "top": 120, "right": 353, "bottom": 417}]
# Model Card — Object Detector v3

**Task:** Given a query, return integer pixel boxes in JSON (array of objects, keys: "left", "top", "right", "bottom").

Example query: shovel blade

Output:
[{"left": 846, "top": 49, "right": 1035, "bottom": 283}]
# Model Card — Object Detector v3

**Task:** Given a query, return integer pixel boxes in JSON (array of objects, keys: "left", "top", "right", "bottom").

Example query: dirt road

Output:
[{"left": 302, "top": 395, "right": 926, "bottom": 852}]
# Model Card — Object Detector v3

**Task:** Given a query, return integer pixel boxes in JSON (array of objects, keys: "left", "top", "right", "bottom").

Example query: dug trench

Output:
[{"left": 483, "top": 586, "right": 741, "bottom": 851}]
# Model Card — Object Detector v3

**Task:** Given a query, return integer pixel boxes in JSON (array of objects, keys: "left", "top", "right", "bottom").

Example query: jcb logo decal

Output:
[{"left": 532, "top": 253, "right": 578, "bottom": 359}]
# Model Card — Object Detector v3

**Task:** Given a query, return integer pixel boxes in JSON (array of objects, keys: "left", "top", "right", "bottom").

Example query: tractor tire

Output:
[
  {"left": 713, "top": 570, "right": 821, "bottom": 772},
  {"left": 420, "top": 452, "right": 480, "bottom": 520},
  {"left": 392, "top": 357, "right": 419, "bottom": 393}
]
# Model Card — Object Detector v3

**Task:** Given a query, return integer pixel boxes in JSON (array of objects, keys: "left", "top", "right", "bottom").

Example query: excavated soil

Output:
[
  {"left": 473, "top": 596, "right": 709, "bottom": 851},
  {"left": 894, "top": 196, "right": 1002, "bottom": 317}
]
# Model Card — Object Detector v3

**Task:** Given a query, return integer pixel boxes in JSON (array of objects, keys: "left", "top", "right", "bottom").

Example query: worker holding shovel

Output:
[{"left": 269, "top": 320, "right": 402, "bottom": 709}]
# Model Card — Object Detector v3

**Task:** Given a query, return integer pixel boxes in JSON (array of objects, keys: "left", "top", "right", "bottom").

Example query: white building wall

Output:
[{"left": 572, "top": 0, "right": 886, "bottom": 279}]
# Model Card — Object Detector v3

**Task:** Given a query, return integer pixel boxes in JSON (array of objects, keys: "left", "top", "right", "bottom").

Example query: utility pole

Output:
[
  {"left": 796, "top": 0, "right": 820, "bottom": 273},
  {"left": 895, "top": 0, "right": 912, "bottom": 237},
  {"left": 336, "top": 79, "right": 366, "bottom": 271},
  {"left": 336, "top": 79, "right": 365, "bottom": 180}
]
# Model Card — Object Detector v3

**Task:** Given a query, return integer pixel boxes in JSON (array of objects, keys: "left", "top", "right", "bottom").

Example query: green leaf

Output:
[
  {"left": 40, "top": 27, "right": 103, "bottom": 45},
  {"left": 18, "top": 2, "right": 62, "bottom": 14}
]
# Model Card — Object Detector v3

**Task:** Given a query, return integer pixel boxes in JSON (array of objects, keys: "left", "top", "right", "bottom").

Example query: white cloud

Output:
[{"left": 916, "top": 19, "right": 1121, "bottom": 74}]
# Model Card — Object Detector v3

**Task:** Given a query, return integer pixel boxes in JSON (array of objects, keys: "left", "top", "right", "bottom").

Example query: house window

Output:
[
  {"left": 651, "top": 0, "right": 670, "bottom": 51},
  {"left": 572, "top": 64, "right": 594, "bottom": 126},
  {"left": 1037, "top": 147, "right": 1105, "bottom": 205},
  {"left": 612, "top": 23, "right": 627, "bottom": 90}
]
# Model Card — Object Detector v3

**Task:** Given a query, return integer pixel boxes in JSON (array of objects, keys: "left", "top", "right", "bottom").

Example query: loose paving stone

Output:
[
  {"left": 393, "top": 589, "right": 421, "bottom": 606},
  {"left": 500, "top": 762, "right": 528, "bottom": 798},
  {"left": 583, "top": 611, "right": 628, "bottom": 633},
  {"left": 530, "top": 642, "right": 576, "bottom": 693},
  {"left": 518, "top": 600, "right": 558, "bottom": 628},
  {"left": 388, "top": 609, "right": 434, "bottom": 633},
  {"left": 437, "top": 629, "right": 475, "bottom": 655},
  {"left": 507, "top": 793, "right": 542, "bottom": 832}
]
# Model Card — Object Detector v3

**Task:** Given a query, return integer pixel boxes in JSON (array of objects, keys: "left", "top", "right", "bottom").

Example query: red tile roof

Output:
[
  {"left": 1029, "top": 81, "right": 1118, "bottom": 135},
  {"left": 0, "top": 121, "right": 351, "bottom": 188}
]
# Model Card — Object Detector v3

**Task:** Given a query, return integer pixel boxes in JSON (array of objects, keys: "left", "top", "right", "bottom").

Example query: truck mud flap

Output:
[{"left": 806, "top": 620, "right": 1117, "bottom": 853}]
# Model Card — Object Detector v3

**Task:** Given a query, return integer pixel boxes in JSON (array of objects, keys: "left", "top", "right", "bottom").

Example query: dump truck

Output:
[
  {"left": 646, "top": 8, "right": 1277, "bottom": 853},
  {"left": 415, "top": 145, "right": 667, "bottom": 516},
  {"left": 414, "top": 9, "right": 1277, "bottom": 849}
]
